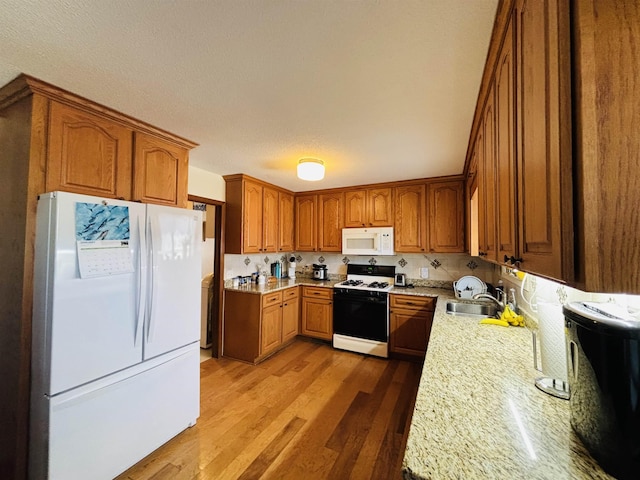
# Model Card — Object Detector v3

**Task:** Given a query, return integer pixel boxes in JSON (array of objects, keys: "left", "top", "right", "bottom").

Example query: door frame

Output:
[{"left": 188, "top": 195, "right": 225, "bottom": 358}]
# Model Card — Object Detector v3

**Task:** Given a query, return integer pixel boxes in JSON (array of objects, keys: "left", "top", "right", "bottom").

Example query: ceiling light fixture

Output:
[{"left": 297, "top": 158, "right": 324, "bottom": 181}]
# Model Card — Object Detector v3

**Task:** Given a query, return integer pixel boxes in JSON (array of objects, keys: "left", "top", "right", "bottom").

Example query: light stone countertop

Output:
[
  {"left": 401, "top": 293, "right": 613, "bottom": 479},
  {"left": 223, "top": 277, "right": 336, "bottom": 294},
  {"left": 224, "top": 279, "right": 611, "bottom": 477}
]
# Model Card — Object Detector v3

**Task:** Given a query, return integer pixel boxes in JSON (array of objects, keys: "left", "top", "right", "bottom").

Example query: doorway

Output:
[{"left": 188, "top": 195, "right": 225, "bottom": 358}]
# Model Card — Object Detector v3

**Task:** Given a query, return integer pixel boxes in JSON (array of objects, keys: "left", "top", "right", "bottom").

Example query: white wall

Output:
[{"left": 188, "top": 166, "right": 225, "bottom": 201}]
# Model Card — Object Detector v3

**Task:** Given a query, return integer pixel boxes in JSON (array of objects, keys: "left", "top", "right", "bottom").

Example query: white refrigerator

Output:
[{"left": 30, "top": 191, "right": 202, "bottom": 480}]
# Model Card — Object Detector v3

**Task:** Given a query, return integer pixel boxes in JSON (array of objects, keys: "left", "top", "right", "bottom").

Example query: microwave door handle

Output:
[{"left": 372, "top": 233, "right": 380, "bottom": 252}]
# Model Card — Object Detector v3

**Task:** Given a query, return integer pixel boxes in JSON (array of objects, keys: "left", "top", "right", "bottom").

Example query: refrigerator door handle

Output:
[
  {"left": 134, "top": 218, "right": 145, "bottom": 347},
  {"left": 147, "top": 215, "right": 157, "bottom": 343}
]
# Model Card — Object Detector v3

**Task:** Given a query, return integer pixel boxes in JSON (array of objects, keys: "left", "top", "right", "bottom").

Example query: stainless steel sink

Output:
[{"left": 445, "top": 301, "right": 498, "bottom": 318}]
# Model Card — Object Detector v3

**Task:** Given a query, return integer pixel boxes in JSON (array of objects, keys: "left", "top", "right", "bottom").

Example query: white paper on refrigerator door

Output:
[{"left": 74, "top": 201, "right": 134, "bottom": 278}]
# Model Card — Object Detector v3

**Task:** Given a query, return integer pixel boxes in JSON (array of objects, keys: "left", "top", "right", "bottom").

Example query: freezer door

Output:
[
  {"left": 32, "top": 192, "right": 147, "bottom": 396},
  {"left": 144, "top": 203, "right": 201, "bottom": 359},
  {"left": 33, "top": 345, "right": 199, "bottom": 480}
]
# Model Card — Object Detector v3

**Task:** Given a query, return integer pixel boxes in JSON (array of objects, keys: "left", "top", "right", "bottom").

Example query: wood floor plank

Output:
[
  {"left": 236, "top": 416, "right": 306, "bottom": 480},
  {"left": 349, "top": 361, "right": 410, "bottom": 480},
  {"left": 116, "top": 340, "right": 422, "bottom": 480}
]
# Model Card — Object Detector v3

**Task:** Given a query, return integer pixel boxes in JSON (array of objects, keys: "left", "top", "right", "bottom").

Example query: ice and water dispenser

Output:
[{"left": 563, "top": 302, "right": 640, "bottom": 479}]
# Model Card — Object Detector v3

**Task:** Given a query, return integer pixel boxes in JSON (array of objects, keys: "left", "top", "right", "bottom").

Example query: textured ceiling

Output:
[{"left": 0, "top": 0, "right": 497, "bottom": 192}]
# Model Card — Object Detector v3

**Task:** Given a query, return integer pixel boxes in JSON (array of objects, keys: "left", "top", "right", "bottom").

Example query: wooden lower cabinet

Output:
[
  {"left": 260, "top": 303, "right": 283, "bottom": 357},
  {"left": 282, "top": 287, "right": 300, "bottom": 343},
  {"left": 223, "top": 287, "right": 299, "bottom": 364},
  {"left": 301, "top": 286, "right": 333, "bottom": 340},
  {"left": 389, "top": 294, "right": 435, "bottom": 358}
]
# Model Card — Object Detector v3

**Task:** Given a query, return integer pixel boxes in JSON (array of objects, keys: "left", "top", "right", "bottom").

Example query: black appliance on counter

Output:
[
  {"left": 564, "top": 302, "right": 640, "bottom": 480},
  {"left": 333, "top": 264, "right": 395, "bottom": 358},
  {"left": 312, "top": 264, "right": 328, "bottom": 280}
]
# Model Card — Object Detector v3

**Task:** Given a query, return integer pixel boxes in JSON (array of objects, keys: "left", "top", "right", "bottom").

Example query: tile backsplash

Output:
[{"left": 224, "top": 251, "right": 495, "bottom": 284}]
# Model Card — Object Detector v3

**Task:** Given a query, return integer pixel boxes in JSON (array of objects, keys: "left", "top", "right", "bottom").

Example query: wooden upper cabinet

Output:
[
  {"left": 278, "top": 191, "right": 295, "bottom": 252},
  {"left": 394, "top": 184, "right": 427, "bottom": 253},
  {"left": 479, "top": 85, "right": 497, "bottom": 261},
  {"left": 572, "top": 0, "right": 640, "bottom": 292},
  {"left": 367, "top": 188, "right": 393, "bottom": 226},
  {"left": 344, "top": 188, "right": 393, "bottom": 227},
  {"left": 132, "top": 132, "right": 189, "bottom": 208},
  {"left": 262, "top": 186, "right": 279, "bottom": 253},
  {"left": 224, "top": 175, "right": 296, "bottom": 254},
  {"left": 47, "top": 101, "right": 133, "bottom": 199},
  {"left": 344, "top": 190, "right": 367, "bottom": 227},
  {"left": 516, "top": 0, "right": 572, "bottom": 282},
  {"left": 428, "top": 180, "right": 465, "bottom": 253},
  {"left": 495, "top": 15, "right": 517, "bottom": 264},
  {"left": 242, "top": 180, "right": 264, "bottom": 253},
  {"left": 295, "top": 194, "right": 317, "bottom": 251},
  {"left": 318, "top": 193, "right": 343, "bottom": 252}
]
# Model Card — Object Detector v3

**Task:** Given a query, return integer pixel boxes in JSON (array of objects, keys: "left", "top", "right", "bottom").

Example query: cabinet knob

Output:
[{"left": 503, "top": 255, "right": 523, "bottom": 265}]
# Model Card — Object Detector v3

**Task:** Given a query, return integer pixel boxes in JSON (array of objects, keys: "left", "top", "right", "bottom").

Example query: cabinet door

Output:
[
  {"left": 516, "top": 0, "right": 572, "bottom": 281},
  {"left": 495, "top": 15, "right": 518, "bottom": 264},
  {"left": 318, "top": 193, "right": 343, "bottom": 252},
  {"left": 278, "top": 191, "right": 295, "bottom": 252},
  {"left": 260, "top": 304, "right": 282, "bottom": 356},
  {"left": 295, "top": 195, "right": 317, "bottom": 251},
  {"left": 47, "top": 101, "right": 132, "bottom": 199},
  {"left": 262, "top": 186, "right": 279, "bottom": 253},
  {"left": 243, "top": 180, "right": 263, "bottom": 253},
  {"left": 301, "top": 297, "right": 332, "bottom": 340},
  {"left": 344, "top": 190, "right": 367, "bottom": 227},
  {"left": 428, "top": 180, "right": 465, "bottom": 253},
  {"left": 479, "top": 86, "right": 497, "bottom": 261},
  {"left": 394, "top": 184, "right": 427, "bottom": 253},
  {"left": 282, "top": 293, "right": 300, "bottom": 343},
  {"left": 367, "top": 188, "right": 393, "bottom": 226},
  {"left": 132, "top": 132, "right": 188, "bottom": 207},
  {"left": 389, "top": 309, "right": 432, "bottom": 357}
]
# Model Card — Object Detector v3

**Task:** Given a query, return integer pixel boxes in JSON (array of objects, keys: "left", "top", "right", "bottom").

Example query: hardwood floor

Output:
[{"left": 117, "top": 339, "right": 423, "bottom": 480}]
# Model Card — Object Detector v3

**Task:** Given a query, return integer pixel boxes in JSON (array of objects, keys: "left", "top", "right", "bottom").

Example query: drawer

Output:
[
  {"left": 282, "top": 287, "right": 299, "bottom": 300},
  {"left": 390, "top": 294, "right": 435, "bottom": 311},
  {"left": 302, "top": 286, "right": 332, "bottom": 300},
  {"left": 262, "top": 291, "right": 283, "bottom": 308}
]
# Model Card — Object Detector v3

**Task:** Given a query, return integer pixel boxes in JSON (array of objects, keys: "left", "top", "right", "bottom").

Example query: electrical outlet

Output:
[{"left": 420, "top": 267, "right": 429, "bottom": 279}]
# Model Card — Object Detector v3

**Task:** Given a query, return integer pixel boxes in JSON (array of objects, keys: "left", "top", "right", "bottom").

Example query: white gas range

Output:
[{"left": 332, "top": 264, "right": 396, "bottom": 358}]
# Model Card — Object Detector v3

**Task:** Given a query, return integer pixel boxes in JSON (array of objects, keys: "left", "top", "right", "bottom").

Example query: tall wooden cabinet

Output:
[{"left": 0, "top": 74, "right": 197, "bottom": 479}]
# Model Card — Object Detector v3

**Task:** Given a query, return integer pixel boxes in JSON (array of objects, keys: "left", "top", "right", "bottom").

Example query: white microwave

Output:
[{"left": 342, "top": 227, "right": 394, "bottom": 256}]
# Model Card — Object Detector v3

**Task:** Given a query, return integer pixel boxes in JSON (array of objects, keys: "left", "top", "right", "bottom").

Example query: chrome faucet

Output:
[{"left": 472, "top": 292, "right": 505, "bottom": 309}]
